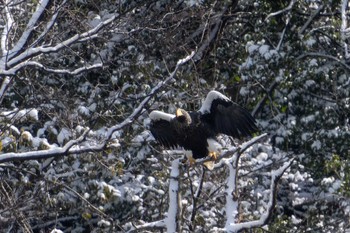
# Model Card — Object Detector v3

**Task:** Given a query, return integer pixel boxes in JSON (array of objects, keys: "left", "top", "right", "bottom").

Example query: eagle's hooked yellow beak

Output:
[{"left": 176, "top": 108, "right": 183, "bottom": 117}]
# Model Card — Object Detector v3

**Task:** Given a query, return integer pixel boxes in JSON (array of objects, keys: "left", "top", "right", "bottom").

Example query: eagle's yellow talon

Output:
[
  {"left": 188, "top": 157, "right": 196, "bottom": 166},
  {"left": 209, "top": 151, "right": 218, "bottom": 160}
]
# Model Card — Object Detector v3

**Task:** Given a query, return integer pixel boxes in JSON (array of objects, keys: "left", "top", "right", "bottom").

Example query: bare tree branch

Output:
[
  {"left": 298, "top": 4, "right": 324, "bottom": 37},
  {"left": 297, "top": 52, "right": 350, "bottom": 71},
  {"left": 7, "top": 0, "right": 60, "bottom": 60},
  {"left": 166, "top": 158, "right": 182, "bottom": 233},
  {"left": 224, "top": 159, "right": 294, "bottom": 232},
  {"left": 0, "top": 0, "right": 14, "bottom": 65},
  {"left": 7, "top": 61, "right": 104, "bottom": 76},
  {"left": 0, "top": 51, "right": 195, "bottom": 163},
  {"left": 341, "top": 0, "right": 350, "bottom": 59},
  {"left": 6, "top": 15, "right": 116, "bottom": 68},
  {"left": 265, "top": 0, "right": 297, "bottom": 21}
]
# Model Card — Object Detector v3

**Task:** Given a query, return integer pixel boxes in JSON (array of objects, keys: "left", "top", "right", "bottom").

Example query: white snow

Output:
[
  {"left": 57, "top": 128, "right": 71, "bottom": 146},
  {"left": 199, "top": 90, "right": 230, "bottom": 114},
  {"left": 166, "top": 159, "right": 180, "bottom": 233},
  {"left": 0, "top": 108, "right": 38, "bottom": 122},
  {"left": 50, "top": 229, "right": 64, "bottom": 233},
  {"left": 98, "top": 219, "right": 111, "bottom": 227},
  {"left": 311, "top": 140, "right": 321, "bottom": 150},
  {"left": 78, "top": 106, "right": 90, "bottom": 116},
  {"left": 224, "top": 158, "right": 239, "bottom": 229}
]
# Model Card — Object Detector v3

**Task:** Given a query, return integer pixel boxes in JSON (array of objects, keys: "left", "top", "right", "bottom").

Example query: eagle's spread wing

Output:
[
  {"left": 199, "top": 91, "right": 258, "bottom": 138},
  {"left": 149, "top": 110, "right": 180, "bottom": 148}
]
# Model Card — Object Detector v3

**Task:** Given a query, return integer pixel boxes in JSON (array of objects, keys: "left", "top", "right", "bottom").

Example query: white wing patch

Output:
[
  {"left": 149, "top": 110, "right": 175, "bottom": 122},
  {"left": 199, "top": 90, "right": 230, "bottom": 114}
]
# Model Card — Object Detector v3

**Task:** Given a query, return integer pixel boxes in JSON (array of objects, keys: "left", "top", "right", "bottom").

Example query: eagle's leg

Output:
[
  {"left": 181, "top": 156, "right": 196, "bottom": 166},
  {"left": 188, "top": 157, "right": 196, "bottom": 166},
  {"left": 208, "top": 151, "right": 218, "bottom": 160}
]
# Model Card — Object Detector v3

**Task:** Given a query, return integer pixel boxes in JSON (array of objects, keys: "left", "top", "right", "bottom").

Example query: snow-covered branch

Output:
[
  {"left": 1, "top": 0, "right": 14, "bottom": 65},
  {"left": 341, "top": 0, "right": 350, "bottom": 59},
  {"left": 194, "top": 133, "right": 269, "bottom": 168},
  {"left": 0, "top": 51, "right": 195, "bottom": 163},
  {"left": 166, "top": 158, "right": 182, "bottom": 233},
  {"left": 5, "top": 61, "right": 104, "bottom": 76},
  {"left": 298, "top": 4, "right": 324, "bottom": 37},
  {"left": 6, "top": 15, "right": 116, "bottom": 68},
  {"left": 126, "top": 159, "right": 183, "bottom": 233},
  {"left": 224, "top": 159, "right": 294, "bottom": 232},
  {"left": 7, "top": 0, "right": 55, "bottom": 60},
  {"left": 265, "top": 0, "right": 296, "bottom": 21},
  {"left": 297, "top": 52, "right": 350, "bottom": 70}
]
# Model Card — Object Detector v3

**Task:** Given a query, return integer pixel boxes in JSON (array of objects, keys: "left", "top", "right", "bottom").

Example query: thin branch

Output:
[
  {"left": 341, "top": 0, "right": 350, "bottom": 59},
  {"left": 296, "top": 52, "right": 350, "bottom": 71},
  {"left": 0, "top": 51, "right": 195, "bottom": 163},
  {"left": 298, "top": 4, "right": 324, "bottom": 37},
  {"left": 194, "top": 133, "right": 269, "bottom": 168},
  {"left": 192, "top": 2, "right": 231, "bottom": 62},
  {"left": 166, "top": 158, "right": 182, "bottom": 233},
  {"left": 225, "top": 159, "right": 294, "bottom": 232},
  {"left": 252, "top": 81, "right": 278, "bottom": 117},
  {"left": 7, "top": 15, "right": 116, "bottom": 68},
  {"left": 127, "top": 220, "right": 166, "bottom": 233},
  {"left": 189, "top": 167, "right": 206, "bottom": 230},
  {"left": 0, "top": 76, "right": 13, "bottom": 105},
  {"left": 8, "top": 0, "right": 53, "bottom": 60},
  {"left": 3, "top": 61, "right": 104, "bottom": 76},
  {"left": 265, "top": 0, "right": 297, "bottom": 21},
  {"left": 0, "top": 0, "right": 14, "bottom": 68},
  {"left": 224, "top": 158, "right": 239, "bottom": 229}
]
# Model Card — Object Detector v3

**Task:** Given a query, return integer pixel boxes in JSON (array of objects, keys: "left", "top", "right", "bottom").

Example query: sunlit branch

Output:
[
  {"left": 298, "top": 4, "right": 324, "bottom": 37},
  {"left": 8, "top": 0, "right": 53, "bottom": 60},
  {"left": 194, "top": 133, "right": 269, "bottom": 168},
  {"left": 341, "top": 0, "right": 350, "bottom": 59},
  {"left": 0, "top": 51, "right": 195, "bottom": 163},
  {"left": 1, "top": 0, "right": 14, "bottom": 65},
  {"left": 4, "top": 61, "right": 104, "bottom": 76},
  {"left": 0, "top": 76, "right": 12, "bottom": 105},
  {"left": 225, "top": 159, "right": 294, "bottom": 232},
  {"left": 297, "top": 52, "right": 350, "bottom": 71},
  {"left": 265, "top": 0, "right": 296, "bottom": 21},
  {"left": 7, "top": 15, "right": 116, "bottom": 67}
]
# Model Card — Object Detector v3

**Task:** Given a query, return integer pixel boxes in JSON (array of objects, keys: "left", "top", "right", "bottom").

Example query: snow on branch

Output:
[
  {"left": 1, "top": 0, "right": 14, "bottom": 58},
  {"left": 0, "top": 129, "right": 89, "bottom": 163},
  {"left": 127, "top": 133, "right": 268, "bottom": 232},
  {"left": 126, "top": 159, "right": 182, "bottom": 233},
  {"left": 7, "top": 0, "right": 55, "bottom": 60},
  {"left": 6, "top": 15, "right": 116, "bottom": 69},
  {"left": 296, "top": 52, "right": 350, "bottom": 71},
  {"left": 194, "top": 133, "right": 269, "bottom": 168},
  {"left": 341, "top": 0, "right": 350, "bottom": 59},
  {"left": 166, "top": 159, "right": 182, "bottom": 233},
  {"left": 7, "top": 61, "right": 104, "bottom": 76},
  {"left": 224, "top": 159, "right": 294, "bottom": 232},
  {"left": 0, "top": 52, "right": 195, "bottom": 163},
  {"left": 265, "top": 0, "right": 297, "bottom": 21}
]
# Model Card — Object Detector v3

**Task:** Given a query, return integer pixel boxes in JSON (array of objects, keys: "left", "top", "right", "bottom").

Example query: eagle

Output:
[{"left": 149, "top": 90, "right": 258, "bottom": 169}]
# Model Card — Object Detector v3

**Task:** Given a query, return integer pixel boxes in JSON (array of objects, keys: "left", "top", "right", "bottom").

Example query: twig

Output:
[
  {"left": 265, "top": 0, "right": 297, "bottom": 21},
  {"left": 0, "top": 51, "right": 195, "bottom": 163},
  {"left": 298, "top": 4, "right": 324, "bottom": 37},
  {"left": 225, "top": 159, "right": 294, "bottom": 232},
  {"left": 296, "top": 52, "right": 350, "bottom": 71}
]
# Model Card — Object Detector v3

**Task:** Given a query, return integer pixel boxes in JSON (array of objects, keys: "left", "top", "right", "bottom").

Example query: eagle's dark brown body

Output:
[{"left": 149, "top": 91, "right": 258, "bottom": 160}]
